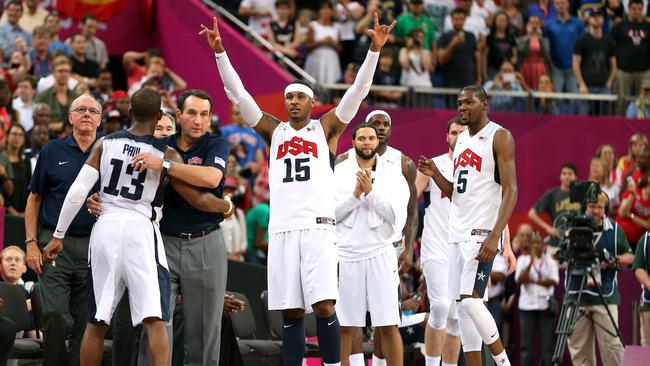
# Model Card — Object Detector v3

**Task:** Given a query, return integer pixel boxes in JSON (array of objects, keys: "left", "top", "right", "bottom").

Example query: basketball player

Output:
[
  {"left": 201, "top": 13, "right": 394, "bottom": 366},
  {"left": 418, "top": 85, "right": 517, "bottom": 366},
  {"left": 335, "top": 110, "right": 418, "bottom": 366},
  {"left": 334, "top": 123, "right": 408, "bottom": 366},
  {"left": 415, "top": 116, "right": 466, "bottom": 366},
  {"left": 41, "top": 88, "right": 233, "bottom": 366}
]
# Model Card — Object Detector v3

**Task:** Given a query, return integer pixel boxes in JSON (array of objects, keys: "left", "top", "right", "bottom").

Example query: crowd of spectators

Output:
[{"left": 237, "top": 0, "right": 650, "bottom": 116}]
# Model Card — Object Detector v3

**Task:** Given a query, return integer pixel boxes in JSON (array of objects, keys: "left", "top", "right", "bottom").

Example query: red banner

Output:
[{"left": 56, "top": 0, "right": 126, "bottom": 22}]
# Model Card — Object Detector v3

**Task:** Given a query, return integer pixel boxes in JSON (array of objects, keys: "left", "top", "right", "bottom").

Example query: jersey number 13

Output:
[{"left": 103, "top": 158, "right": 147, "bottom": 200}]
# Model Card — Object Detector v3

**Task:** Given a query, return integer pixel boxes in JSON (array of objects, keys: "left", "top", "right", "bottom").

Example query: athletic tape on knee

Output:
[
  {"left": 457, "top": 301, "right": 482, "bottom": 352},
  {"left": 460, "top": 298, "right": 499, "bottom": 345},
  {"left": 446, "top": 300, "right": 460, "bottom": 337},
  {"left": 428, "top": 301, "right": 450, "bottom": 330}
]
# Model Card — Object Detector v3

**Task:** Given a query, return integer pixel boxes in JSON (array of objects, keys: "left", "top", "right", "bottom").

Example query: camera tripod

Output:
[{"left": 551, "top": 265, "right": 624, "bottom": 365}]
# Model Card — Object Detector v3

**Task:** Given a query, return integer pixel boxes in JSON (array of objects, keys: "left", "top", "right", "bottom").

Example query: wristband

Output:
[{"left": 25, "top": 238, "right": 37, "bottom": 246}]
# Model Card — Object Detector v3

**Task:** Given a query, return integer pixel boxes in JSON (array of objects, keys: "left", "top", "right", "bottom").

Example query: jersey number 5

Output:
[
  {"left": 103, "top": 158, "right": 146, "bottom": 200},
  {"left": 456, "top": 169, "right": 468, "bottom": 194},
  {"left": 282, "top": 158, "right": 310, "bottom": 182}
]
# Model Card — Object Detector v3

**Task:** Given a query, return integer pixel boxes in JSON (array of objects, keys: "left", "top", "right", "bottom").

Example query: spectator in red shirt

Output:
[{"left": 618, "top": 172, "right": 650, "bottom": 248}]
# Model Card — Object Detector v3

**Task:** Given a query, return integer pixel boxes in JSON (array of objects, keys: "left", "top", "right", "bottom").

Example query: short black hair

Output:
[
  {"left": 142, "top": 77, "right": 162, "bottom": 90},
  {"left": 276, "top": 0, "right": 291, "bottom": 7},
  {"left": 147, "top": 48, "right": 163, "bottom": 58},
  {"left": 6, "top": 1, "right": 22, "bottom": 10},
  {"left": 81, "top": 13, "right": 97, "bottom": 24},
  {"left": 70, "top": 33, "right": 87, "bottom": 44},
  {"left": 16, "top": 74, "right": 37, "bottom": 89},
  {"left": 561, "top": 162, "right": 578, "bottom": 175},
  {"left": 630, "top": 0, "right": 644, "bottom": 6},
  {"left": 289, "top": 79, "right": 314, "bottom": 90},
  {"left": 130, "top": 88, "right": 161, "bottom": 121},
  {"left": 446, "top": 116, "right": 461, "bottom": 133},
  {"left": 177, "top": 89, "right": 213, "bottom": 112},
  {"left": 352, "top": 122, "right": 378, "bottom": 140},
  {"left": 450, "top": 7, "right": 468, "bottom": 17},
  {"left": 460, "top": 85, "right": 488, "bottom": 101},
  {"left": 98, "top": 68, "right": 112, "bottom": 76}
]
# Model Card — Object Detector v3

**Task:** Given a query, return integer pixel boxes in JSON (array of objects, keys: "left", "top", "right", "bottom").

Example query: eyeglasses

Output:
[{"left": 72, "top": 107, "right": 101, "bottom": 115}]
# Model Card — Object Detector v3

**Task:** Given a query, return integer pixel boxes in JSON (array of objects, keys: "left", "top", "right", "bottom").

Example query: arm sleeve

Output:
[
  {"left": 633, "top": 235, "right": 646, "bottom": 270},
  {"left": 616, "top": 222, "right": 632, "bottom": 254},
  {"left": 364, "top": 189, "right": 397, "bottom": 224},
  {"left": 335, "top": 195, "right": 362, "bottom": 222},
  {"left": 53, "top": 164, "right": 99, "bottom": 239},
  {"left": 214, "top": 52, "right": 263, "bottom": 126},
  {"left": 334, "top": 50, "right": 380, "bottom": 123},
  {"left": 205, "top": 137, "right": 231, "bottom": 175}
]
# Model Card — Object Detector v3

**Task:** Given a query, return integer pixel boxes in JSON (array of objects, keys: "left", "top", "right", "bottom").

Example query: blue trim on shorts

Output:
[
  {"left": 151, "top": 221, "right": 171, "bottom": 322},
  {"left": 86, "top": 265, "right": 100, "bottom": 323},
  {"left": 473, "top": 260, "right": 494, "bottom": 298}
]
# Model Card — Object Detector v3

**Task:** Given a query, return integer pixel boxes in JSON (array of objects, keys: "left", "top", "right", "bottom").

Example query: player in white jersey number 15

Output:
[
  {"left": 201, "top": 13, "right": 395, "bottom": 366},
  {"left": 417, "top": 86, "right": 517, "bottom": 366}
]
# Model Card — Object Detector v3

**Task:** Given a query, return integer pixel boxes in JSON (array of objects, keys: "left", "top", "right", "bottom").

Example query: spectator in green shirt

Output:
[
  {"left": 633, "top": 231, "right": 650, "bottom": 346},
  {"left": 245, "top": 201, "right": 269, "bottom": 265},
  {"left": 395, "top": 0, "right": 437, "bottom": 51}
]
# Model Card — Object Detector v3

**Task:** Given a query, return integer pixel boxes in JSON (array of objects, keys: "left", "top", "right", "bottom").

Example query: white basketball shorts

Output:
[
  {"left": 337, "top": 248, "right": 400, "bottom": 327},
  {"left": 88, "top": 213, "right": 170, "bottom": 326},
  {"left": 448, "top": 235, "right": 496, "bottom": 301},
  {"left": 267, "top": 228, "right": 338, "bottom": 312}
]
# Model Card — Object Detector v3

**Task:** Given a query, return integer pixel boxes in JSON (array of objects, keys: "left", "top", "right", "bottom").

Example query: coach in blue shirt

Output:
[
  {"left": 24, "top": 94, "right": 101, "bottom": 366},
  {"left": 543, "top": 0, "right": 584, "bottom": 93}
]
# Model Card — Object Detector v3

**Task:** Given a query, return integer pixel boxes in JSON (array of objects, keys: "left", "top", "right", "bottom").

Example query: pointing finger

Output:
[{"left": 373, "top": 11, "right": 379, "bottom": 29}]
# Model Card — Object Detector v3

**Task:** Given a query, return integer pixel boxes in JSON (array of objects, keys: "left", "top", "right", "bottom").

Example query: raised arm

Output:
[
  {"left": 319, "top": 12, "right": 395, "bottom": 152},
  {"left": 201, "top": 17, "right": 279, "bottom": 145}
]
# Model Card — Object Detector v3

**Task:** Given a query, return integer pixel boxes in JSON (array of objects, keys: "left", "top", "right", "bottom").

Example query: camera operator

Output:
[{"left": 564, "top": 192, "right": 634, "bottom": 366}]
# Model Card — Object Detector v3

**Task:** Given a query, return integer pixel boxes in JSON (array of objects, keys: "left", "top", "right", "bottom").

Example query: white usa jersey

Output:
[
  {"left": 268, "top": 119, "right": 336, "bottom": 234},
  {"left": 380, "top": 146, "right": 406, "bottom": 243},
  {"left": 99, "top": 131, "right": 166, "bottom": 221},
  {"left": 421, "top": 153, "right": 453, "bottom": 262},
  {"left": 449, "top": 121, "right": 503, "bottom": 243}
]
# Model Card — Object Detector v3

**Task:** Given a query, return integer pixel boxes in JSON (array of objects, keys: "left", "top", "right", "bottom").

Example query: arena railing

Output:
[
  {"left": 320, "top": 83, "right": 631, "bottom": 117},
  {"left": 202, "top": 0, "right": 316, "bottom": 85}
]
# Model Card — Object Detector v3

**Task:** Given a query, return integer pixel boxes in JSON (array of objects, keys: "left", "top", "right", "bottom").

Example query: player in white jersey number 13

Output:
[
  {"left": 201, "top": 13, "right": 395, "bottom": 366},
  {"left": 418, "top": 86, "right": 517, "bottom": 366}
]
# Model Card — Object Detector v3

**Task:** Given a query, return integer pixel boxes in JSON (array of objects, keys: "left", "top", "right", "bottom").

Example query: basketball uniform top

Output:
[
  {"left": 449, "top": 121, "right": 503, "bottom": 243},
  {"left": 268, "top": 119, "right": 336, "bottom": 235},
  {"left": 421, "top": 153, "right": 453, "bottom": 262},
  {"left": 99, "top": 131, "right": 166, "bottom": 221},
  {"left": 380, "top": 145, "right": 406, "bottom": 243}
]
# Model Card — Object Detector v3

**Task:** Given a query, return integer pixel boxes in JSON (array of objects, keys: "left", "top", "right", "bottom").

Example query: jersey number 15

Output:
[{"left": 282, "top": 158, "right": 310, "bottom": 182}]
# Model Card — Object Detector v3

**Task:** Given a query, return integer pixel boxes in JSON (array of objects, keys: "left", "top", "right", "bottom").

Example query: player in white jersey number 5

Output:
[
  {"left": 201, "top": 14, "right": 395, "bottom": 366},
  {"left": 418, "top": 86, "right": 517, "bottom": 366}
]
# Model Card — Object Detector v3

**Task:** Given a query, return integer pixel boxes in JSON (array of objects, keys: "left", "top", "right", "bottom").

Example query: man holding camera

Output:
[{"left": 564, "top": 191, "right": 633, "bottom": 366}]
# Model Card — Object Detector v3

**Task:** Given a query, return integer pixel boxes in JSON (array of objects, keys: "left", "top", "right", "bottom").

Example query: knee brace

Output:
[
  {"left": 427, "top": 300, "right": 451, "bottom": 330},
  {"left": 446, "top": 301, "right": 460, "bottom": 337},
  {"left": 460, "top": 297, "right": 499, "bottom": 345},
  {"left": 456, "top": 301, "right": 482, "bottom": 352}
]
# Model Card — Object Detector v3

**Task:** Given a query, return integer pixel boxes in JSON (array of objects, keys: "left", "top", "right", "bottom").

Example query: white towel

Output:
[{"left": 334, "top": 147, "right": 409, "bottom": 233}]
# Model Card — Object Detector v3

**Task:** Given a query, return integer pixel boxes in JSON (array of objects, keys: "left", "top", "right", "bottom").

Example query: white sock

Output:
[
  {"left": 372, "top": 355, "right": 387, "bottom": 366},
  {"left": 349, "top": 353, "right": 365, "bottom": 366},
  {"left": 492, "top": 350, "right": 511, "bottom": 366},
  {"left": 442, "top": 362, "right": 457, "bottom": 366},
  {"left": 425, "top": 355, "right": 441, "bottom": 366}
]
